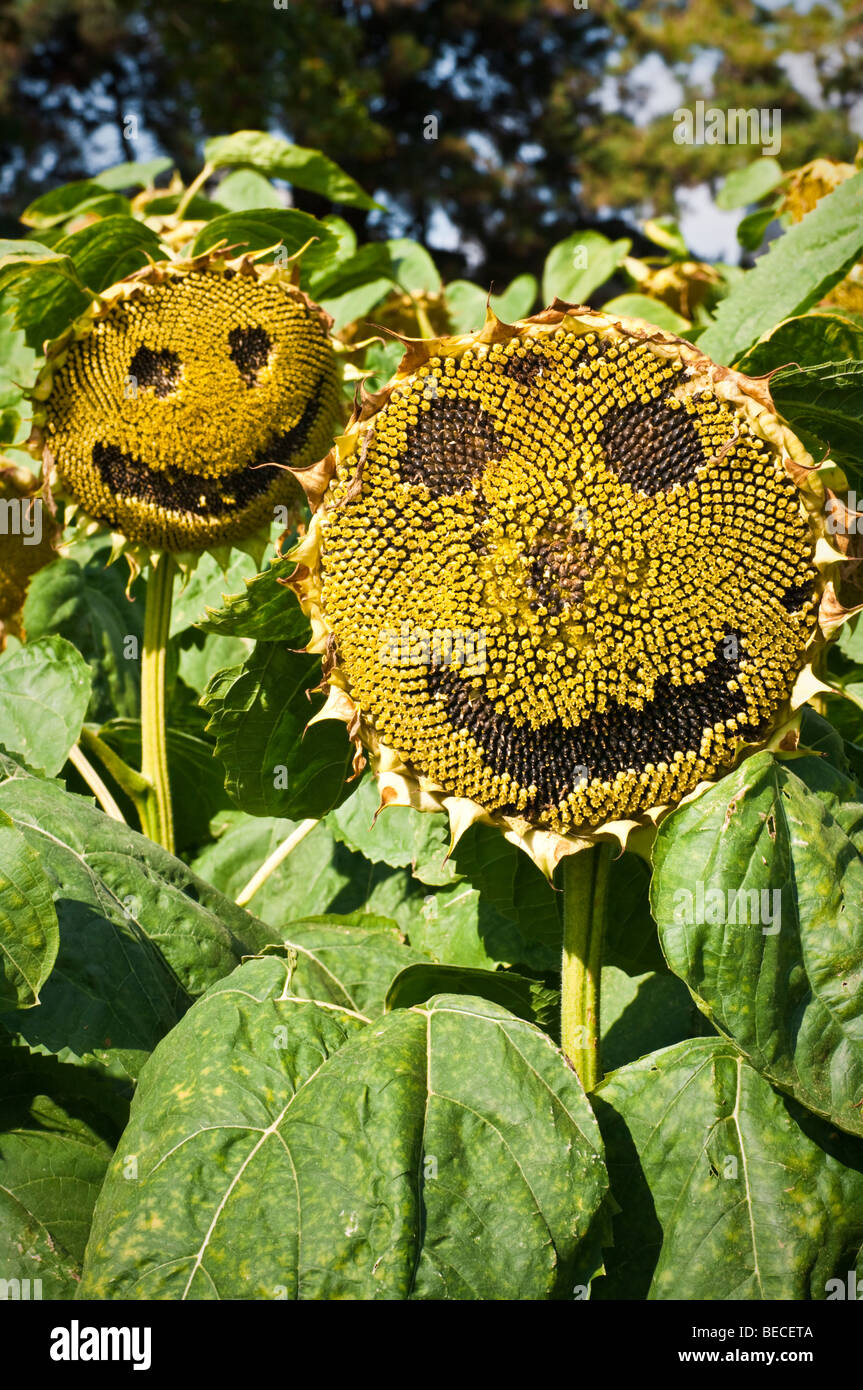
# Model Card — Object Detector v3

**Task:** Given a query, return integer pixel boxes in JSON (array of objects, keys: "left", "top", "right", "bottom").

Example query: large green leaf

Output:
[
  {"left": 195, "top": 555, "right": 310, "bottom": 643},
  {"left": 444, "top": 274, "right": 538, "bottom": 333},
  {"left": 386, "top": 238, "right": 441, "bottom": 295},
  {"left": 189, "top": 209, "right": 339, "bottom": 273},
  {"left": 0, "top": 635, "right": 92, "bottom": 775},
  {"left": 80, "top": 964, "right": 606, "bottom": 1299},
  {"left": 21, "top": 180, "right": 131, "bottom": 230},
  {"left": 22, "top": 553, "right": 143, "bottom": 723},
  {"left": 92, "top": 158, "right": 173, "bottom": 192},
  {"left": 213, "top": 169, "right": 282, "bottom": 212},
  {"left": 0, "top": 240, "right": 81, "bottom": 299},
  {"left": 542, "top": 231, "right": 631, "bottom": 306},
  {"left": 603, "top": 851, "right": 665, "bottom": 976},
  {"left": 652, "top": 752, "right": 863, "bottom": 1137},
  {"left": 592, "top": 1037, "right": 863, "bottom": 1300},
  {"left": 452, "top": 823, "right": 561, "bottom": 966},
  {"left": 0, "top": 812, "right": 59, "bottom": 1009},
  {"left": 327, "top": 773, "right": 456, "bottom": 886},
  {"left": 698, "top": 171, "right": 863, "bottom": 365},
  {"left": 204, "top": 131, "right": 380, "bottom": 210},
  {"left": 0, "top": 1046, "right": 128, "bottom": 1297},
  {"left": 386, "top": 961, "right": 559, "bottom": 1035},
  {"left": 736, "top": 310, "right": 863, "bottom": 376},
  {"left": 272, "top": 918, "right": 429, "bottom": 1018},
  {"left": 715, "top": 157, "right": 783, "bottom": 211},
  {"left": 599, "top": 965, "right": 702, "bottom": 1073},
  {"left": 767, "top": 360, "right": 863, "bottom": 474},
  {"left": 0, "top": 751, "right": 270, "bottom": 1079},
  {"left": 201, "top": 642, "right": 354, "bottom": 819},
  {"left": 12, "top": 217, "right": 165, "bottom": 348},
  {"left": 734, "top": 312, "right": 863, "bottom": 471},
  {"left": 600, "top": 293, "right": 690, "bottom": 334}
]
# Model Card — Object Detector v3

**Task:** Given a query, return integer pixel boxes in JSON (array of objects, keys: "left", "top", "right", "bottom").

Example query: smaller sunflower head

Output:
[
  {"left": 284, "top": 303, "right": 851, "bottom": 876},
  {"left": 29, "top": 252, "right": 341, "bottom": 554}
]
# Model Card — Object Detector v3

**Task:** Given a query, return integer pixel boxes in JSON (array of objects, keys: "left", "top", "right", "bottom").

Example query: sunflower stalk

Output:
[
  {"left": 140, "top": 552, "right": 176, "bottom": 853},
  {"left": 560, "top": 844, "right": 611, "bottom": 1091}
]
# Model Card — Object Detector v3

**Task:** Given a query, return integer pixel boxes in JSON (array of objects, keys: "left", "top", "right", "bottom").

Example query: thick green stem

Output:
[
  {"left": 560, "top": 844, "right": 611, "bottom": 1091},
  {"left": 140, "top": 553, "right": 176, "bottom": 853}
]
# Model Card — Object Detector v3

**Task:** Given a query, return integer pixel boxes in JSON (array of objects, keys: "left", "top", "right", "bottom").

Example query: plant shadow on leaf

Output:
[{"left": 589, "top": 1089, "right": 662, "bottom": 1301}]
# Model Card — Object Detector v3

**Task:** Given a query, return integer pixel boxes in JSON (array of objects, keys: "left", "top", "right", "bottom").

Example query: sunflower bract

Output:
[
  {"left": 317, "top": 321, "right": 819, "bottom": 834},
  {"left": 38, "top": 262, "right": 340, "bottom": 551}
]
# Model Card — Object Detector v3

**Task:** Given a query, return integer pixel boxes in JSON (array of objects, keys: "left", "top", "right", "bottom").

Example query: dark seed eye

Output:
[
  {"left": 127, "top": 346, "right": 181, "bottom": 397},
  {"left": 228, "top": 326, "right": 272, "bottom": 386},
  {"left": 396, "top": 395, "right": 505, "bottom": 496},
  {"left": 600, "top": 395, "right": 705, "bottom": 493}
]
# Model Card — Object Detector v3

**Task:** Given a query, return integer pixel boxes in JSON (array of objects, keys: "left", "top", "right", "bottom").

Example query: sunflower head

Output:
[
  {"left": 285, "top": 303, "right": 848, "bottom": 876},
  {"left": 29, "top": 251, "right": 341, "bottom": 554}
]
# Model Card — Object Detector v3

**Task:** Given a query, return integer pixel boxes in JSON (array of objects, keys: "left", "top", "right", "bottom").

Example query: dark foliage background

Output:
[{"left": 0, "top": 0, "right": 860, "bottom": 280}]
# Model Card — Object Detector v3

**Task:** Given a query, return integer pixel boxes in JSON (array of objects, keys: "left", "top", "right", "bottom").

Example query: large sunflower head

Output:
[
  {"left": 286, "top": 303, "right": 850, "bottom": 876},
  {"left": 29, "top": 251, "right": 341, "bottom": 554}
]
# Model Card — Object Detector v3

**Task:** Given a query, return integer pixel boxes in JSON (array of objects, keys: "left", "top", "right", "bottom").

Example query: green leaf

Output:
[
  {"left": 192, "top": 811, "right": 414, "bottom": 927},
  {"left": 452, "top": 823, "right": 561, "bottom": 968},
  {"left": 0, "top": 239, "right": 81, "bottom": 299},
  {"left": 0, "top": 812, "right": 59, "bottom": 1008},
  {"left": 542, "top": 232, "right": 631, "bottom": 306},
  {"left": 642, "top": 218, "right": 688, "bottom": 258},
  {"left": 599, "top": 965, "right": 702, "bottom": 1073},
  {"left": 0, "top": 635, "right": 92, "bottom": 775},
  {"left": 214, "top": 169, "right": 283, "bottom": 211},
  {"left": 698, "top": 170, "right": 863, "bottom": 365},
  {"left": 202, "top": 642, "right": 353, "bottom": 819},
  {"left": 21, "top": 181, "right": 131, "bottom": 230},
  {"left": 189, "top": 209, "right": 338, "bottom": 271},
  {"left": 80, "top": 968, "right": 606, "bottom": 1300},
  {"left": 736, "top": 309, "right": 863, "bottom": 375},
  {"left": 13, "top": 217, "right": 165, "bottom": 349},
  {"left": 327, "top": 773, "right": 456, "bottom": 886},
  {"left": 766, "top": 359, "right": 863, "bottom": 472},
  {"left": 0, "top": 1046, "right": 128, "bottom": 1297},
  {"left": 96, "top": 717, "right": 230, "bottom": 853},
  {"left": 386, "top": 238, "right": 441, "bottom": 294},
  {"left": 0, "top": 750, "right": 269, "bottom": 1079},
  {"left": 593, "top": 1037, "right": 863, "bottom": 1300},
  {"left": 600, "top": 293, "right": 690, "bottom": 333},
  {"left": 92, "top": 158, "right": 173, "bottom": 192},
  {"left": 651, "top": 751, "right": 863, "bottom": 1137},
  {"left": 444, "top": 274, "right": 538, "bottom": 333},
  {"left": 204, "top": 130, "right": 380, "bottom": 210},
  {"left": 399, "top": 875, "right": 530, "bottom": 970},
  {"left": 603, "top": 851, "right": 666, "bottom": 976},
  {"left": 736, "top": 201, "right": 781, "bottom": 253},
  {"left": 22, "top": 552, "right": 144, "bottom": 723},
  {"left": 195, "top": 555, "right": 310, "bottom": 643},
  {"left": 386, "top": 961, "right": 558, "bottom": 1034},
  {"left": 734, "top": 312, "right": 863, "bottom": 469},
  {"left": 272, "top": 918, "right": 429, "bottom": 1018},
  {"left": 311, "top": 243, "right": 398, "bottom": 331},
  {"left": 0, "top": 310, "right": 38, "bottom": 445},
  {"left": 715, "top": 157, "right": 783, "bottom": 211}
]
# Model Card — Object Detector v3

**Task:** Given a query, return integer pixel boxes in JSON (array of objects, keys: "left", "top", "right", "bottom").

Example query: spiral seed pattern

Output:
[
  {"left": 42, "top": 266, "right": 340, "bottom": 551},
  {"left": 319, "top": 326, "right": 818, "bottom": 832}
]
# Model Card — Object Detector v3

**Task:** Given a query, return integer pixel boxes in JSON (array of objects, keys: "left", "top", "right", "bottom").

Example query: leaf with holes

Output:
[
  {"left": 79, "top": 961, "right": 606, "bottom": 1299},
  {"left": 651, "top": 751, "right": 863, "bottom": 1137},
  {"left": 592, "top": 1037, "right": 863, "bottom": 1300}
]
